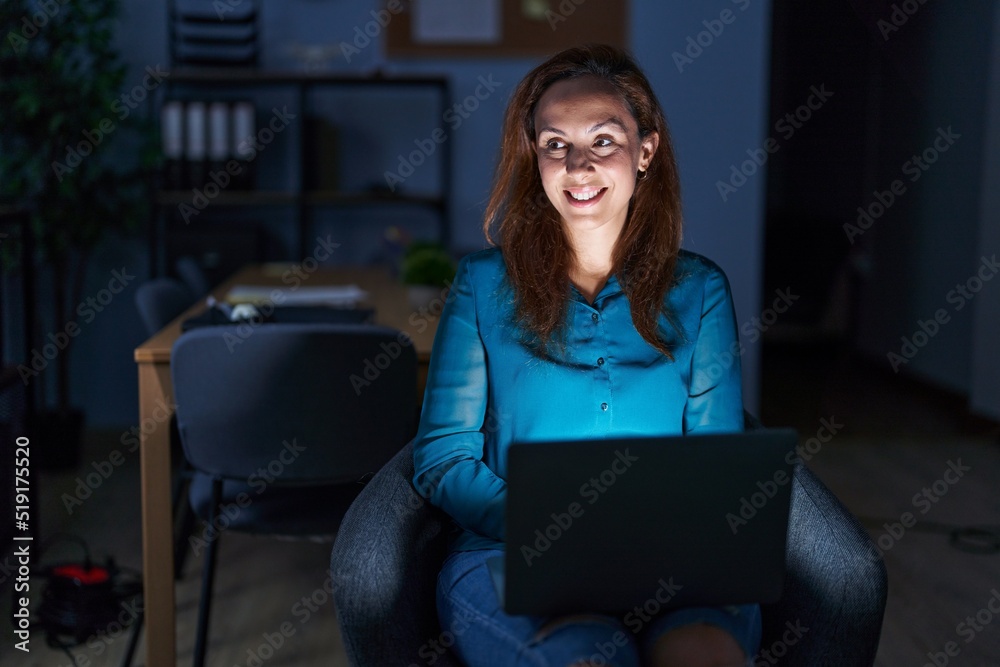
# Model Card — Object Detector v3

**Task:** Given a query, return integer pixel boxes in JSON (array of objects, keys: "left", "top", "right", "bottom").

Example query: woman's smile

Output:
[{"left": 564, "top": 186, "right": 608, "bottom": 206}]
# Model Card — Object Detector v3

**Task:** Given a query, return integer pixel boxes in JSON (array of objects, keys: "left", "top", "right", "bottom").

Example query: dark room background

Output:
[{"left": 3, "top": 0, "right": 998, "bottom": 430}]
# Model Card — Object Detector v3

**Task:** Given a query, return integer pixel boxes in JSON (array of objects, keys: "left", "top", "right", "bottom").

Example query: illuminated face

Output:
[{"left": 533, "top": 76, "right": 658, "bottom": 240}]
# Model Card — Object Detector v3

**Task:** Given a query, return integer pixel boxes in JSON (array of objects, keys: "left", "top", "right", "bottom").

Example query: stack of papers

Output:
[{"left": 225, "top": 284, "right": 369, "bottom": 307}]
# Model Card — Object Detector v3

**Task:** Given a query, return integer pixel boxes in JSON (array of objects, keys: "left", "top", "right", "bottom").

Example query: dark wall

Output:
[{"left": 764, "top": 0, "right": 997, "bottom": 404}]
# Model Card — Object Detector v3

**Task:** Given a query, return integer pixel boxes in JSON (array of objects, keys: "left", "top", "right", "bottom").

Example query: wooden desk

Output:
[{"left": 133, "top": 264, "right": 439, "bottom": 667}]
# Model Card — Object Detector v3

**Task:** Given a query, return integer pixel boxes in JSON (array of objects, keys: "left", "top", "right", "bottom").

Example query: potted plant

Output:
[
  {"left": 0, "top": 0, "right": 156, "bottom": 468},
  {"left": 400, "top": 241, "right": 456, "bottom": 310}
]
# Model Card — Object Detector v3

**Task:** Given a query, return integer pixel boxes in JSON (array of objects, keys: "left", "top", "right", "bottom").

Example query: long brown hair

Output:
[{"left": 483, "top": 44, "right": 684, "bottom": 360}]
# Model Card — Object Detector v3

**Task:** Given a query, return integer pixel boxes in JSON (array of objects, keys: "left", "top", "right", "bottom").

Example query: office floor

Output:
[
  {"left": 1, "top": 341, "right": 998, "bottom": 666},
  {"left": 760, "top": 342, "right": 1000, "bottom": 666}
]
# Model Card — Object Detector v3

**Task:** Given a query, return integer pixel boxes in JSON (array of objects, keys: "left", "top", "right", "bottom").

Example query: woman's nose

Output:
[{"left": 565, "top": 145, "right": 593, "bottom": 174}]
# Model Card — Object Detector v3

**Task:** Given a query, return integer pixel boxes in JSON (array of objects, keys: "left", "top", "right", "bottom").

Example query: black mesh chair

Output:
[
  {"left": 135, "top": 277, "right": 195, "bottom": 336},
  {"left": 175, "top": 255, "right": 211, "bottom": 299},
  {"left": 172, "top": 323, "right": 417, "bottom": 667},
  {"left": 330, "top": 412, "right": 888, "bottom": 666}
]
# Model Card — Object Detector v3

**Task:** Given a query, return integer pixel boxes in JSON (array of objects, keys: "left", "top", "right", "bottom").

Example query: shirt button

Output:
[
  {"left": 591, "top": 313, "right": 599, "bottom": 323},
  {"left": 597, "top": 357, "right": 605, "bottom": 366},
  {"left": 601, "top": 402, "right": 608, "bottom": 411}
]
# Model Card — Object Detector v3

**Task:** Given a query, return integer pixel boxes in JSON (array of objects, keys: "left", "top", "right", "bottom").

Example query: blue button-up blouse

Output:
[{"left": 412, "top": 246, "right": 744, "bottom": 553}]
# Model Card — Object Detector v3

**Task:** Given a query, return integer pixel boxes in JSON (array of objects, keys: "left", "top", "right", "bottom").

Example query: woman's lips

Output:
[{"left": 563, "top": 187, "right": 608, "bottom": 207}]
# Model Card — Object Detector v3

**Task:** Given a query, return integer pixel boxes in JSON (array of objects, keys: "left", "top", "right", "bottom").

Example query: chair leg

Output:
[
  {"left": 173, "top": 473, "right": 197, "bottom": 581},
  {"left": 171, "top": 416, "right": 197, "bottom": 580},
  {"left": 193, "top": 478, "right": 222, "bottom": 667},
  {"left": 118, "top": 607, "right": 144, "bottom": 667}
]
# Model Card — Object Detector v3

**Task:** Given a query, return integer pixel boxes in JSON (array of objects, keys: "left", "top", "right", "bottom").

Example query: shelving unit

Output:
[{"left": 149, "top": 69, "right": 451, "bottom": 275}]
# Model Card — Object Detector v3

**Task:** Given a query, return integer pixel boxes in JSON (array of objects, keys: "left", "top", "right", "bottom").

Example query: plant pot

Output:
[
  {"left": 407, "top": 284, "right": 447, "bottom": 311},
  {"left": 30, "top": 408, "right": 85, "bottom": 471}
]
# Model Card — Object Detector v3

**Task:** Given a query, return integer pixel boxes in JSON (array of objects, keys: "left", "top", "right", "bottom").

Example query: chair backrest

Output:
[
  {"left": 172, "top": 323, "right": 417, "bottom": 484},
  {"left": 136, "top": 278, "right": 195, "bottom": 336},
  {"left": 175, "top": 255, "right": 211, "bottom": 297}
]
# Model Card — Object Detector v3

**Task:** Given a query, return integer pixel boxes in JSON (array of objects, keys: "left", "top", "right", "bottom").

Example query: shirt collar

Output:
[{"left": 569, "top": 273, "right": 623, "bottom": 306}]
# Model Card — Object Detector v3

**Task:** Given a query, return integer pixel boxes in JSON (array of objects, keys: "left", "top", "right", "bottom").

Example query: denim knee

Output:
[{"left": 436, "top": 549, "right": 642, "bottom": 667}]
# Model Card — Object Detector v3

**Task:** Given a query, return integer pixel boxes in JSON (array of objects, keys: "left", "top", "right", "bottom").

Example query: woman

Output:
[{"left": 412, "top": 44, "right": 758, "bottom": 667}]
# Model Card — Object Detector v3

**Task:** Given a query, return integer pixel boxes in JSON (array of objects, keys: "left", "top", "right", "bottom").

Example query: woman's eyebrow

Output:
[
  {"left": 588, "top": 117, "right": 629, "bottom": 134},
  {"left": 537, "top": 117, "right": 629, "bottom": 137}
]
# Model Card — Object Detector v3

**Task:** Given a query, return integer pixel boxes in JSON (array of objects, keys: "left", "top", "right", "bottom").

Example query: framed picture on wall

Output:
[{"left": 385, "top": 0, "right": 629, "bottom": 58}]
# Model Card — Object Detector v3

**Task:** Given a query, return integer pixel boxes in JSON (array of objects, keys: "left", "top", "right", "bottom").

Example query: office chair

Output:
[
  {"left": 175, "top": 255, "right": 211, "bottom": 298},
  {"left": 135, "top": 277, "right": 195, "bottom": 337},
  {"left": 172, "top": 323, "right": 418, "bottom": 667},
  {"left": 133, "top": 274, "right": 200, "bottom": 544},
  {"left": 330, "top": 412, "right": 888, "bottom": 666}
]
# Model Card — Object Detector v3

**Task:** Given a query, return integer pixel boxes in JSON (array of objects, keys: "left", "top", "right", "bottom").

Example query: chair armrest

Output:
[
  {"left": 330, "top": 439, "right": 462, "bottom": 667},
  {"left": 761, "top": 462, "right": 888, "bottom": 666}
]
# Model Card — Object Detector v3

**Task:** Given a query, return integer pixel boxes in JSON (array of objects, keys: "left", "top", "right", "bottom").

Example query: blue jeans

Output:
[{"left": 436, "top": 548, "right": 762, "bottom": 667}]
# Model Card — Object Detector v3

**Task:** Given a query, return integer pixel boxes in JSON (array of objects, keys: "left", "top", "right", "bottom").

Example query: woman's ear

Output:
[{"left": 639, "top": 131, "right": 660, "bottom": 171}]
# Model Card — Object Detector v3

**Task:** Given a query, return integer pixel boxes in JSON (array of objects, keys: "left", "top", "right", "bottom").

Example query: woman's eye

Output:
[
  {"left": 594, "top": 138, "right": 614, "bottom": 148},
  {"left": 545, "top": 139, "right": 566, "bottom": 150}
]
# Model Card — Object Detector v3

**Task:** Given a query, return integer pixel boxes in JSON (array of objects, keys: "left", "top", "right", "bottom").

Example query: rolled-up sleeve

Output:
[
  {"left": 412, "top": 256, "right": 507, "bottom": 541},
  {"left": 683, "top": 266, "right": 744, "bottom": 434}
]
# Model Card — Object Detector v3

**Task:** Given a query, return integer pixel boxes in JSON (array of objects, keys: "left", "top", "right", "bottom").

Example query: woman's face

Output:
[{"left": 533, "top": 76, "right": 658, "bottom": 240}]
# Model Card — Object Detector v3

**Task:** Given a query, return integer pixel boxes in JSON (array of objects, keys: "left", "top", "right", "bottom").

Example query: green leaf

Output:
[{"left": 47, "top": 111, "right": 67, "bottom": 133}]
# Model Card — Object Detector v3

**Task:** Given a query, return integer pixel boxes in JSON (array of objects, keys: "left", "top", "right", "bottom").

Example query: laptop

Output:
[{"left": 488, "top": 429, "right": 798, "bottom": 616}]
